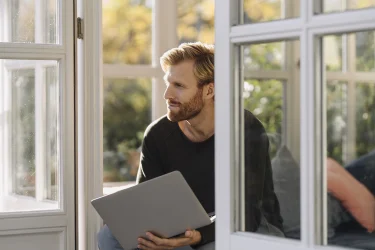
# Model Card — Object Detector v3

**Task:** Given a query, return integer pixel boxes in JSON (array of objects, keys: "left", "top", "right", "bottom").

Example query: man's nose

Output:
[{"left": 163, "top": 85, "right": 173, "bottom": 100}]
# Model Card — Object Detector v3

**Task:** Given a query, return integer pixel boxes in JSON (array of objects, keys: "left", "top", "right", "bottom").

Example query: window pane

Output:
[
  {"left": 317, "top": 0, "right": 375, "bottom": 14},
  {"left": 324, "top": 35, "right": 343, "bottom": 72},
  {"left": 11, "top": 69, "right": 36, "bottom": 198},
  {"left": 356, "top": 31, "right": 375, "bottom": 72},
  {"left": 102, "top": 0, "right": 152, "bottom": 64},
  {"left": 177, "top": 0, "right": 215, "bottom": 44},
  {"left": 242, "top": 0, "right": 300, "bottom": 24},
  {"left": 243, "top": 42, "right": 285, "bottom": 70},
  {"left": 103, "top": 78, "right": 151, "bottom": 195},
  {"left": 0, "top": 59, "right": 60, "bottom": 212},
  {"left": 323, "top": 32, "right": 375, "bottom": 248},
  {"left": 238, "top": 40, "right": 301, "bottom": 239},
  {"left": 0, "top": 0, "right": 58, "bottom": 43},
  {"left": 326, "top": 81, "right": 348, "bottom": 164},
  {"left": 243, "top": 79, "right": 283, "bottom": 159},
  {"left": 356, "top": 82, "right": 375, "bottom": 156}
]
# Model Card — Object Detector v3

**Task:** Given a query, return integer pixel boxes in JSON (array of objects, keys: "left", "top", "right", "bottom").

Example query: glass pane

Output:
[
  {"left": 242, "top": 0, "right": 300, "bottom": 24},
  {"left": 102, "top": 0, "right": 152, "bottom": 64},
  {"left": 243, "top": 42, "right": 285, "bottom": 70},
  {"left": 238, "top": 40, "right": 301, "bottom": 239},
  {"left": 0, "top": 59, "right": 60, "bottom": 212},
  {"left": 177, "top": 0, "right": 215, "bottom": 44},
  {"left": 317, "top": 0, "right": 375, "bottom": 14},
  {"left": 356, "top": 83, "right": 375, "bottom": 156},
  {"left": 324, "top": 35, "right": 344, "bottom": 72},
  {"left": 243, "top": 79, "right": 283, "bottom": 159},
  {"left": 323, "top": 32, "right": 375, "bottom": 248},
  {"left": 103, "top": 78, "right": 151, "bottom": 195},
  {"left": 356, "top": 31, "right": 375, "bottom": 72},
  {"left": 326, "top": 81, "right": 348, "bottom": 165},
  {"left": 0, "top": 0, "right": 58, "bottom": 43}
]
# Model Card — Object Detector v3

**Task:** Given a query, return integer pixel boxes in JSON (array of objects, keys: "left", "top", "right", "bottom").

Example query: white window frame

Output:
[
  {"left": 0, "top": 0, "right": 61, "bottom": 205},
  {"left": 215, "top": 1, "right": 375, "bottom": 250},
  {"left": 0, "top": 0, "right": 75, "bottom": 249}
]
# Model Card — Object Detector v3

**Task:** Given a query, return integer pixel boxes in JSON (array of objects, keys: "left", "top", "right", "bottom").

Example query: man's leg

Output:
[
  {"left": 196, "top": 242, "right": 215, "bottom": 250},
  {"left": 97, "top": 225, "right": 125, "bottom": 250},
  {"left": 98, "top": 225, "right": 215, "bottom": 250}
]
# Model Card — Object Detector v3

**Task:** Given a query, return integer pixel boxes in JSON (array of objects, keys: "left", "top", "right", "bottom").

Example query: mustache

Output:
[{"left": 167, "top": 100, "right": 181, "bottom": 105}]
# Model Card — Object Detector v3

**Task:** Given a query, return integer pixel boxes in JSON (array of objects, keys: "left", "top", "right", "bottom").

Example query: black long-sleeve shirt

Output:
[{"left": 136, "top": 110, "right": 283, "bottom": 247}]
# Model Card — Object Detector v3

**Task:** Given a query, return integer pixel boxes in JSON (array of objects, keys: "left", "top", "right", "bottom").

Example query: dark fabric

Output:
[
  {"left": 345, "top": 150, "right": 375, "bottom": 196},
  {"left": 329, "top": 228, "right": 375, "bottom": 250},
  {"left": 136, "top": 110, "right": 283, "bottom": 246}
]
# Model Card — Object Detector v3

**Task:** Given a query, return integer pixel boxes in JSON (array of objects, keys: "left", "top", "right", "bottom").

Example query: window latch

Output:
[{"left": 77, "top": 17, "right": 83, "bottom": 39}]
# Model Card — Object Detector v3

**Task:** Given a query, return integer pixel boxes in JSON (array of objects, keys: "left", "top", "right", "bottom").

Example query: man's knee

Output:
[
  {"left": 97, "top": 225, "right": 124, "bottom": 250},
  {"left": 97, "top": 225, "right": 109, "bottom": 249}
]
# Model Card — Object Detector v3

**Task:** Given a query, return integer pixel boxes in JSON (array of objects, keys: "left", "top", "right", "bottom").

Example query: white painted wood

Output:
[
  {"left": 77, "top": 0, "right": 103, "bottom": 249},
  {"left": 243, "top": 70, "right": 289, "bottom": 79},
  {"left": 0, "top": 1, "right": 76, "bottom": 250},
  {"left": 230, "top": 19, "right": 302, "bottom": 42},
  {"left": 214, "top": 0, "right": 236, "bottom": 250},
  {"left": 309, "top": 7, "right": 375, "bottom": 29},
  {"left": 0, "top": 45, "right": 65, "bottom": 55},
  {"left": 35, "top": 63, "right": 47, "bottom": 202},
  {"left": 346, "top": 34, "right": 357, "bottom": 163},
  {"left": 152, "top": 0, "right": 178, "bottom": 120},
  {"left": 231, "top": 30, "right": 301, "bottom": 44},
  {"left": 103, "top": 64, "right": 163, "bottom": 79},
  {"left": 217, "top": 0, "right": 375, "bottom": 248},
  {"left": 0, "top": 227, "right": 66, "bottom": 250}
]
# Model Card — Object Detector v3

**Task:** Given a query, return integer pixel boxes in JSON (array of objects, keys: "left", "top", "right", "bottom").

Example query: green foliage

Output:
[
  {"left": 103, "top": 78, "right": 151, "bottom": 181},
  {"left": 12, "top": 70, "right": 36, "bottom": 195},
  {"left": 102, "top": 0, "right": 152, "bottom": 64},
  {"left": 326, "top": 82, "right": 347, "bottom": 164},
  {"left": 243, "top": 79, "right": 283, "bottom": 158},
  {"left": 355, "top": 83, "right": 375, "bottom": 157}
]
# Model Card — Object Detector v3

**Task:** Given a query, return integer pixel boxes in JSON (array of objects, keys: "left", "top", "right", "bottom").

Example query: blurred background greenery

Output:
[{"left": 102, "top": 0, "right": 375, "bottom": 182}]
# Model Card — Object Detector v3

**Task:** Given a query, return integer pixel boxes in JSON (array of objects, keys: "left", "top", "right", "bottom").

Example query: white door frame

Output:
[
  {"left": 0, "top": 0, "right": 75, "bottom": 249},
  {"left": 215, "top": 1, "right": 375, "bottom": 250}
]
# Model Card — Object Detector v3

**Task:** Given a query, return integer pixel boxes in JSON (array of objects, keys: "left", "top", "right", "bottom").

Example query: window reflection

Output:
[
  {"left": 319, "top": 0, "right": 375, "bottom": 14},
  {"left": 0, "top": 60, "right": 60, "bottom": 212},
  {"left": 242, "top": 0, "right": 299, "bottom": 24},
  {"left": 103, "top": 78, "right": 151, "bottom": 194},
  {"left": 239, "top": 40, "right": 301, "bottom": 239},
  {"left": 177, "top": 0, "right": 215, "bottom": 44},
  {"left": 102, "top": 0, "right": 152, "bottom": 64},
  {"left": 323, "top": 31, "right": 375, "bottom": 249}
]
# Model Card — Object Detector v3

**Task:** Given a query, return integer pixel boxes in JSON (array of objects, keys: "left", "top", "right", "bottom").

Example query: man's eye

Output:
[{"left": 175, "top": 83, "right": 183, "bottom": 87}]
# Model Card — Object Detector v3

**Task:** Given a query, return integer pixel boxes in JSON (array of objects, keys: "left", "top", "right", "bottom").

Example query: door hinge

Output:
[{"left": 77, "top": 17, "right": 83, "bottom": 39}]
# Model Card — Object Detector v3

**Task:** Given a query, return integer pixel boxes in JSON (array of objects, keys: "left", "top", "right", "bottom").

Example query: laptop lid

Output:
[{"left": 91, "top": 171, "right": 212, "bottom": 250}]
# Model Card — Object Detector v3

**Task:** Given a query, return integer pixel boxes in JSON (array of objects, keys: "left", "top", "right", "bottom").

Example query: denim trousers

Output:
[{"left": 97, "top": 225, "right": 215, "bottom": 250}]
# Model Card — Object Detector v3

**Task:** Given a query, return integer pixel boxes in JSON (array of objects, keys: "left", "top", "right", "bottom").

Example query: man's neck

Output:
[{"left": 178, "top": 104, "right": 215, "bottom": 142}]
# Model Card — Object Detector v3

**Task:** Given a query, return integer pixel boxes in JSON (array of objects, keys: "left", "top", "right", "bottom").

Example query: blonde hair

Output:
[{"left": 160, "top": 42, "right": 214, "bottom": 87}]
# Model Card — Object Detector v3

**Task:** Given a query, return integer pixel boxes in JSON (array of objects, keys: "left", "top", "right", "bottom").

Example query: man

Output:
[{"left": 98, "top": 42, "right": 283, "bottom": 250}]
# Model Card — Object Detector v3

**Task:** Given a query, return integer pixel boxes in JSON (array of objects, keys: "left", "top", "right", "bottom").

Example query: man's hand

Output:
[{"left": 137, "top": 230, "right": 201, "bottom": 250}]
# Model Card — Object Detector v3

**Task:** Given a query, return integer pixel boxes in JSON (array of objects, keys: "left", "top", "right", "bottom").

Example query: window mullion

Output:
[
  {"left": 35, "top": 63, "right": 46, "bottom": 201},
  {"left": 151, "top": 0, "right": 177, "bottom": 120},
  {"left": 346, "top": 34, "right": 357, "bottom": 162},
  {"left": 35, "top": 0, "right": 46, "bottom": 43},
  {"left": 0, "top": 60, "right": 4, "bottom": 197}
]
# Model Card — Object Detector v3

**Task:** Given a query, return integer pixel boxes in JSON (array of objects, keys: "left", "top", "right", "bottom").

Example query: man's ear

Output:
[{"left": 204, "top": 82, "right": 215, "bottom": 100}]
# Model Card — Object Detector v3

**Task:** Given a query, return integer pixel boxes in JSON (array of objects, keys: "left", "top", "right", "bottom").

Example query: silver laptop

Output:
[{"left": 91, "top": 171, "right": 213, "bottom": 250}]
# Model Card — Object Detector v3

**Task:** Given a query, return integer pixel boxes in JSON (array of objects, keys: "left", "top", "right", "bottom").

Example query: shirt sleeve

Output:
[
  {"left": 244, "top": 117, "right": 283, "bottom": 232},
  {"left": 192, "top": 222, "right": 215, "bottom": 248},
  {"left": 136, "top": 129, "right": 165, "bottom": 184}
]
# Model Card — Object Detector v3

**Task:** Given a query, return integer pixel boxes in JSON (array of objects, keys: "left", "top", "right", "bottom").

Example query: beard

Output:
[{"left": 167, "top": 88, "right": 204, "bottom": 122}]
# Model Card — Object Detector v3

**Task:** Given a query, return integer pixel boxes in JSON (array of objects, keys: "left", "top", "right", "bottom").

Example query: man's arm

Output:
[
  {"left": 244, "top": 112, "right": 283, "bottom": 232},
  {"left": 136, "top": 129, "right": 165, "bottom": 184}
]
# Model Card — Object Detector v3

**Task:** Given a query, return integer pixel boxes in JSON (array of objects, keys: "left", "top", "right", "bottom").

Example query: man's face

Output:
[{"left": 163, "top": 60, "right": 204, "bottom": 122}]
